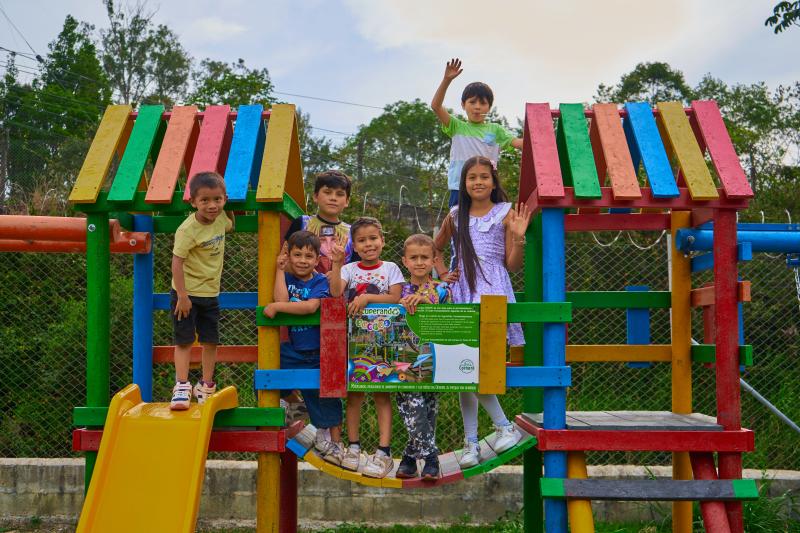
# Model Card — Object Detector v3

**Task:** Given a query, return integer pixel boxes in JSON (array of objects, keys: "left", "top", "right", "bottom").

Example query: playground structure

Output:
[{"left": 8, "top": 99, "right": 800, "bottom": 531}]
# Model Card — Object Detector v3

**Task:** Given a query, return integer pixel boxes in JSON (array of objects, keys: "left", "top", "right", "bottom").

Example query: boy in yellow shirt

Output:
[{"left": 170, "top": 172, "right": 234, "bottom": 410}]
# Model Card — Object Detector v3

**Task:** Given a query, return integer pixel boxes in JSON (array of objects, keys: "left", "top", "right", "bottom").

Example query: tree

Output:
[
  {"left": 189, "top": 58, "right": 275, "bottom": 108},
  {"left": 765, "top": 1, "right": 800, "bottom": 33},
  {"left": 596, "top": 62, "right": 694, "bottom": 105},
  {"left": 99, "top": 1, "right": 192, "bottom": 105}
]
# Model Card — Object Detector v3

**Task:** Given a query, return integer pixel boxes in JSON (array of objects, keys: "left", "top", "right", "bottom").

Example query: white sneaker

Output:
[
  {"left": 341, "top": 445, "right": 362, "bottom": 471},
  {"left": 314, "top": 440, "right": 344, "bottom": 466},
  {"left": 492, "top": 423, "right": 522, "bottom": 453},
  {"left": 363, "top": 450, "right": 393, "bottom": 478},
  {"left": 458, "top": 439, "right": 481, "bottom": 468},
  {"left": 193, "top": 381, "right": 216, "bottom": 405},
  {"left": 170, "top": 381, "right": 192, "bottom": 410}
]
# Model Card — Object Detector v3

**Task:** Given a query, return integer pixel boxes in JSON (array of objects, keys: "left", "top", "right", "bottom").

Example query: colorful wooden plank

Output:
[
  {"left": 590, "top": 103, "right": 641, "bottom": 199},
  {"left": 691, "top": 100, "right": 753, "bottom": 199},
  {"left": 73, "top": 429, "right": 285, "bottom": 452},
  {"left": 320, "top": 297, "right": 347, "bottom": 398},
  {"left": 565, "top": 452, "right": 595, "bottom": 532},
  {"left": 524, "top": 187, "right": 747, "bottom": 212},
  {"left": 107, "top": 105, "right": 164, "bottom": 202},
  {"left": 69, "top": 105, "right": 133, "bottom": 203},
  {"left": 73, "top": 406, "right": 284, "bottom": 427},
  {"left": 623, "top": 102, "right": 680, "bottom": 198},
  {"left": 540, "top": 478, "right": 757, "bottom": 501},
  {"left": 690, "top": 453, "right": 733, "bottom": 533},
  {"left": 566, "top": 291, "right": 671, "bottom": 309},
  {"left": 152, "top": 345, "right": 257, "bottom": 364},
  {"left": 479, "top": 295, "right": 507, "bottom": 395},
  {"left": 656, "top": 102, "right": 718, "bottom": 200},
  {"left": 556, "top": 104, "right": 601, "bottom": 198},
  {"left": 506, "top": 302, "right": 571, "bottom": 323},
  {"left": 145, "top": 105, "right": 199, "bottom": 203},
  {"left": 506, "top": 366, "right": 571, "bottom": 387},
  {"left": 256, "top": 104, "right": 305, "bottom": 209},
  {"left": 224, "top": 104, "right": 265, "bottom": 201},
  {"left": 183, "top": 105, "right": 232, "bottom": 200},
  {"left": 522, "top": 103, "right": 564, "bottom": 200},
  {"left": 690, "top": 282, "right": 751, "bottom": 307},
  {"left": 691, "top": 345, "right": 753, "bottom": 366},
  {"left": 256, "top": 309, "right": 320, "bottom": 327},
  {"left": 626, "top": 285, "right": 652, "bottom": 368},
  {"left": 521, "top": 411, "right": 722, "bottom": 431},
  {"left": 154, "top": 291, "right": 257, "bottom": 311},
  {"left": 566, "top": 345, "right": 670, "bottom": 363},
  {"left": 565, "top": 213, "right": 671, "bottom": 232}
]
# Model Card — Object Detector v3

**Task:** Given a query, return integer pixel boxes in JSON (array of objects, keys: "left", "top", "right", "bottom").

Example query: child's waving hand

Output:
[
  {"left": 444, "top": 58, "right": 463, "bottom": 81},
  {"left": 507, "top": 202, "right": 533, "bottom": 241},
  {"left": 329, "top": 234, "right": 347, "bottom": 266}
]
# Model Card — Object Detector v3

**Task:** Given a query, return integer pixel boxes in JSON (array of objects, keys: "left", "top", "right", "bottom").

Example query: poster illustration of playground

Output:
[{"left": 347, "top": 304, "right": 479, "bottom": 392}]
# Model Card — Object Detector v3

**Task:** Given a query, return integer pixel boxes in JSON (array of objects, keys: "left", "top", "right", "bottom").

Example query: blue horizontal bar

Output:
[
  {"left": 676, "top": 228, "right": 800, "bottom": 254},
  {"left": 153, "top": 292, "right": 258, "bottom": 310},
  {"left": 286, "top": 438, "right": 309, "bottom": 458},
  {"left": 254, "top": 366, "right": 571, "bottom": 391},
  {"left": 696, "top": 222, "right": 800, "bottom": 232}
]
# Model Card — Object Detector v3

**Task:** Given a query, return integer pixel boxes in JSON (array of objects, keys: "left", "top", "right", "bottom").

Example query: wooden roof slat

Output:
[
  {"left": 591, "top": 103, "right": 641, "bottom": 200},
  {"left": 656, "top": 102, "right": 718, "bottom": 200},
  {"left": 522, "top": 103, "right": 563, "bottom": 199},
  {"left": 69, "top": 105, "right": 133, "bottom": 204},
  {"left": 623, "top": 102, "right": 679, "bottom": 198},
  {"left": 556, "top": 104, "right": 601, "bottom": 199},
  {"left": 107, "top": 105, "right": 165, "bottom": 202},
  {"left": 690, "top": 100, "right": 753, "bottom": 199},
  {"left": 256, "top": 103, "right": 305, "bottom": 209},
  {"left": 224, "top": 104, "right": 265, "bottom": 202},
  {"left": 145, "top": 105, "right": 199, "bottom": 204},
  {"left": 183, "top": 105, "right": 232, "bottom": 201}
]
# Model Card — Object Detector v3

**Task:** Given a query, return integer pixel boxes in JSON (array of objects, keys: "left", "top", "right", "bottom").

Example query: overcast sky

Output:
[{"left": 2, "top": 0, "right": 799, "bottom": 141}]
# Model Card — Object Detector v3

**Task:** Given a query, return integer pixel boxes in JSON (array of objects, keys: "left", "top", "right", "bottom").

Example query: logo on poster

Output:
[{"left": 459, "top": 359, "right": 475, "bottom": 374}]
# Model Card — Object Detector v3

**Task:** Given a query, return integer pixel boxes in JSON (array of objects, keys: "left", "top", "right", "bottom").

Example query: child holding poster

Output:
[
  {"left": 395, "top": 234, "right": 455, "bottom": 480},
  {"left": 434, "top": 156, "right": 530, "bottom": 467}
]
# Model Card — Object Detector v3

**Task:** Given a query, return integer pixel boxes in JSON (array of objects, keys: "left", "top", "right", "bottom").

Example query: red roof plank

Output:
[
  {"left": 184, "top": 105, "right": 233, "bottom": 201},
  {"left": 522, "top": 103, "right": 564, "bottom": 199}
]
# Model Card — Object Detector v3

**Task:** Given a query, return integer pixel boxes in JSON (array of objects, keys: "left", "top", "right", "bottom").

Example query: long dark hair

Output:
[{"left": 453, "top": 156, "right": 508, "bottom": 295}]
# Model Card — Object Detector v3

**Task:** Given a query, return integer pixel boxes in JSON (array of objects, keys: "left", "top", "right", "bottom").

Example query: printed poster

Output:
[{"left": 347, "top": 304, "right": 479, "bottom": 391}]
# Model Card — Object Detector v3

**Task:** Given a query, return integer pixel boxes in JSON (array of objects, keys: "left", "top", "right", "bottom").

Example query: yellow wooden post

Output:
[
  {"left": 479, "top": 295, "right": 507, "bottom": 395},
  {"left": 670, "top": 210, "right": 693, "bottom": 533},
  {"left": 257, "top": 210, "right": 281, "bottom": 533},
  {"left": 566, "top": 451, "right": 595, "bottom": 533}
]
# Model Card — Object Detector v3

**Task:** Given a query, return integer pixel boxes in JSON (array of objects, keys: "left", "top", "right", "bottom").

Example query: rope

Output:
[
  {"left": 590, "top": 231, "right": 622, "bottom": 247},
  {"left": 626, "top": 230, "right": 667, "bottom": 251}
]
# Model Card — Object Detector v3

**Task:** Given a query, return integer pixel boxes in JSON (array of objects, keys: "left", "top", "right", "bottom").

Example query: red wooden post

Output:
[
  {"left": 713, "top": 209, "right": 744, "bottom": 533},
  {"left": 279, "top": 451, "right": 298, "bottom": 533},
  {"left": 690, "top": 453, "right": 732, "bottom": 533},
  {"left": 319, "top": 297, "right": 347, "bottom": 398}
]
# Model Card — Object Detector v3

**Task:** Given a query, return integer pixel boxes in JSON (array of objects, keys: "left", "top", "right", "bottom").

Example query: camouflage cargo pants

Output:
[{"left": 396, "top": 392, "right": 439, "bottom": 459}]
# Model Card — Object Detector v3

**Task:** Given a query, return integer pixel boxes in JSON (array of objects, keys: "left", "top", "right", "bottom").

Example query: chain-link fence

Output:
[{"left": 1, "top": 229, "right": 799, "bottom": 470}]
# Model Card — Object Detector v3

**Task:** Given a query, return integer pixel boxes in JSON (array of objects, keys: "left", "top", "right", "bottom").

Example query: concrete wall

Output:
[{"left": 2, "top": 459, "right": 798, "bottom": 530}]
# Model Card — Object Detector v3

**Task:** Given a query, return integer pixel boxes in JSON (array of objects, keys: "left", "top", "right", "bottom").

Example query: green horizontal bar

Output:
[
  {"left": 110, "top": 212, "right": 134, "bottom": 231},
  {"left": 507, "top": 302, "right": 571, "bottom": 323},
  {"left": 567, "top": 291, "right": 671, "bottom": 309},
  {"left": 256, "top": 308, "right": 321, "bottom": 327},
  {"left": 153, "top": 214, "right": 258, "bottom": 233},
  {"left": 691, "top": 345, "right": 753, "bottom": 366},
  {"left": 73, "top": 406, "right": 284, "bottom": 427},
  {"left": 540, "top": 478, "right": 566, "bottom": 498},
  {"left": 74, "top": 189, "right": 298, "bottom": 215},
  {"left": 731, "top": 479, "right": 759, "bottom": 500}
]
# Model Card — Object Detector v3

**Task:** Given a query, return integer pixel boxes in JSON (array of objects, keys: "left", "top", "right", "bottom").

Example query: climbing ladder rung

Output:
[{"left": 541, "top": 478, "right": 758, "bottom": 501}]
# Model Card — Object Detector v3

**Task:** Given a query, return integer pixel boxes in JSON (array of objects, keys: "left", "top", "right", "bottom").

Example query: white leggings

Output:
[{"left": 459, "top": 392, "right": 510, "bottom": 442}]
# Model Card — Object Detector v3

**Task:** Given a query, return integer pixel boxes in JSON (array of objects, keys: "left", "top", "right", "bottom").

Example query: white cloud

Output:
[{"left": 184, "top": 16, "right": 247, "bottom": 44}]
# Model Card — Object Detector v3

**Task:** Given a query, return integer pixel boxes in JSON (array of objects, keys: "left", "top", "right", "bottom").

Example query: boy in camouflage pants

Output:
[{"left": 396, "top": 234, "right": 455, "bottom": 480}]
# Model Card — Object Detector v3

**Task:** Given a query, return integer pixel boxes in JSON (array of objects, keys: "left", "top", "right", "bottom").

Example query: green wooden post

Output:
[
  {"left": 85, "top": 212, "right": 110, "bottom": 491},
  {"left": 523, "top": 215, "right": 544, "bottom": 532}
]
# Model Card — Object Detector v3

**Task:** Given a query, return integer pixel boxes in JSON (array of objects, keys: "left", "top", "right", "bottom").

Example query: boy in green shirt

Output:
[{"left": 431, "top": 58, "right": 523, "bottom": 207}]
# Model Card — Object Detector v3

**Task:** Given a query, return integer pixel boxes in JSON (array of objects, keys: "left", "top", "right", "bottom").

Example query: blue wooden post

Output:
[
  {"left": 626, "top": 285, "right": 651, "bottom": 368},
  {"left": 132, "top": 215, "right": 154, "bottom": 401},
  {"left": 541, "top": 208, "right": 567, "bottom": 533}
]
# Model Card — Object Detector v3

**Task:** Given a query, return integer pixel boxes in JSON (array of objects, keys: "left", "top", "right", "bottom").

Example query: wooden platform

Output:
[
  {"left": 541, "top": 478, "right": 758, "bottom": 501},
  {"left": 516, "top": 411, "right": 754, "bottom": 453},
  {"left": 522, "top": 411, "right": 722, "bottom": 431}
]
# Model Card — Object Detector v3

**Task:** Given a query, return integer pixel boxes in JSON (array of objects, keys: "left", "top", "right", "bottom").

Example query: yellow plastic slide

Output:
[{"left": 76, "top": 383, "right": 238, "bottom": 533}]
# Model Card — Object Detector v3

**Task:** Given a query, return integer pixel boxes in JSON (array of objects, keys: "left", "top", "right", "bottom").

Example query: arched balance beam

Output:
[{"left": 285, "top": 422, "right": 537, "bottom": 489}]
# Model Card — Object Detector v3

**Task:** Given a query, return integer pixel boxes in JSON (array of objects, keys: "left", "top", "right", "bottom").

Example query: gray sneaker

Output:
[
  {"left": 317, "top": 440, "right": 344, "bottom": 466},
  {"left": 363, "top": 450, "right": 393, "bottom": 478}
]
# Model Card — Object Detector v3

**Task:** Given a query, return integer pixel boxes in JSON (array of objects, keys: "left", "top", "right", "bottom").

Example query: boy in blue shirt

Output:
[
  {"left": 431, "top": 58, "right": 523, "bottom": 207},
  {"left": 263, "top": 231, "right": 344, "bottom": 465}
]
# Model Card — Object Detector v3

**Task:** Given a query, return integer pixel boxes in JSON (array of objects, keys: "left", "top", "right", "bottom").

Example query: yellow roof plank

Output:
[
  {"left": 256, "top": 103, "right": 306, "bottom": 209},
  {"left": 69, "top": 105, "right": 133, "bottom": 204},
  {"left": 656, "top": 102, "right": 718, "bottom": 200}
]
